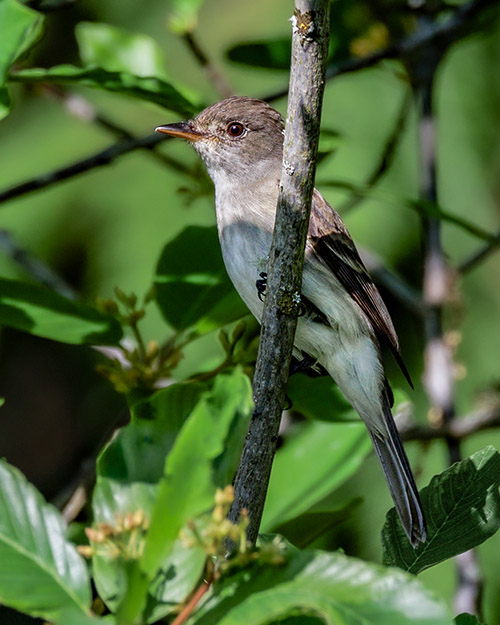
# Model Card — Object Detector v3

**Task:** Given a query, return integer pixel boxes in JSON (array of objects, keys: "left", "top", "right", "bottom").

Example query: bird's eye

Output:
[{"left": 226, "top": 122, "right": 245, "bottom": 138}]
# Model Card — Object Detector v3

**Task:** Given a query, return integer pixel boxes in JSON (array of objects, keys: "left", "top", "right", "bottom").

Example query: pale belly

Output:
[{"left": 218, "top": 220, "right": 385, "bottom": 425}]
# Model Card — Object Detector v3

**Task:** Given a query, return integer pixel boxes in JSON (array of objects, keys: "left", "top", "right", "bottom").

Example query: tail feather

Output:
[{"left": 369, "top": 396, "right": 426, "bottom": 547}]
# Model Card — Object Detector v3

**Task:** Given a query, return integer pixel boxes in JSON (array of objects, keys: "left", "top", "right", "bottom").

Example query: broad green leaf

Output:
[
  {"left": 0, "top": 0, "right": 42, "bottom": 119},
  {"left": 168, "top": 0, "right": 205, "bottom": 34},
  {"left": 0, "top": 460, "right": 91, "bottom": 620},
  {"left": 287, "top": 373, "right": 356, "bottom": 423},
  {"left": 145, "top": 538, "right": 206, "bottom": 623},
  {"left": 56, "top": 610, "right": 115, "bottom": 625},
  {"left": 261, "top": 422, "right": 371, "bottom": 531},
  {"left": 227, "top": 39, "right": 292, "bottom": 70},
  {"left": 91, "top": 477, "right": 206, "bottom": 623},
  {"left": 76, "top": 22, "right": 167, "bottom": 79},
  {"left": 454, "top": 615, "right": 486, "bottom": 625},
  {"left": 382, "top": 446, "right": 500, "bottom": 574},
  {"left": 10, "top": 65, "right": 196, "bottom": 116},
  {"left": 191, "top": 549, "right": 453, "bottom": 625},
  {"left": 155, "top": 226, "right": 247, "bottom": 332},
  {"left": 275, "top": 498, "right": 362, "bottom": 549},
  {"left": 97, "top": 381, "right": 207, "bottom": 483},
  {"left": 91, "top": 479, "right": 157, "bottom": 615},
  {"left": 0, "top": 277, "right": 122, "bottom": 344},
  {"left": 141, "top": 368, "right": 252, "bottom": 576}
]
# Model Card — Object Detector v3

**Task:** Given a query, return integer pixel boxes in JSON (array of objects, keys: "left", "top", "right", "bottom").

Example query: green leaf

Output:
[
  {"left": 0, "top": 0, "right": 43, "bottom": 119},
  {"left": 287, "top": 373, "right": 356, "bottom": 423},
  {"left": 155, "top": 226, "right": 247, "bottom": 332},
  {"left": 226, "top": 39, "right": 292, "bottom": 70},
  {"left": 56, "top": 610, "right": 115, "bottom": 625},
  {"left": 261, "top": 422, "right": 371, "bottom": 531},
  {"left": 454, "top": 615, "right": 486, "bottom": 625},
  {"left": 97, "top": 381, "right": 207, "bottom": 483},
  {"left": 0, "top": 460, "right": 91, "bottom": 620},
  {"left": 141, "top": 368, "right": 252, "bottom": 577},
  {"left": 10, "top": 65, "right": 196, "bottom": 116},
  {"left": 168, "top": 0, "right": 205, "bottom": 34},
  {"left": 191, "top": 549, "right": 453, "bottom": 625},
  {"left": 76, "top": 22, "right": 167, "bottom": 79},
  {"left": 145, "top": 538, "right": 206, "bottom": 623},
  {"left": 91, "top": 477, "right": 206, "bottom": 622},
  {"left": 0, "top": 277, "right": 122, "bottom": 344},
  {"left": 275, "top": 499, "right": 363, "bottom": 549},
  {"left": 382, "top": 446, "right": 500, "bottom": 574}
]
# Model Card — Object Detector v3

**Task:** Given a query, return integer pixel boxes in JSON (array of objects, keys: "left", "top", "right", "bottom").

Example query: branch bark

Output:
[{"left": 228, "top": 0, "right": 330, "bottom": 544}]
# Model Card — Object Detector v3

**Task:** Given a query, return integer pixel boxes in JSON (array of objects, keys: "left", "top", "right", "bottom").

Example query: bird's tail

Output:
[{"left": 369, "top": 396, "right": 426, "bottom": 547}]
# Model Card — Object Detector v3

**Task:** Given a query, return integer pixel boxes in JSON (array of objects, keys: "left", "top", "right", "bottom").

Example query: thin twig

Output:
[
  {"left": 400, "top": 400, "right": 500, "bottom": 441},
  {"left": 170, "top": 579, "right": 211, "bottom": 625},
  {"left": 338, "top": 89, "right": 413, "bottom": 214},
  {"left": 360, "top": 246, "right": 424, "bottom": 316},
  {"left": 412, "top": 13, "right": 483, "bottom": 615},
  {"left": 183, "top": 32, "right": 233, "bottom": 98},
  {"left": 0, "top": 133, "right": 167, "bottom": 207},
  {"left": 0, "top": 229, "right": 76, "bottom": 298},
  {"left": 264, "top": 0, "right": 500, "bottom": 103},
  {"left": 228, "top": 0, "right": 331, "bottom": 545},
  {"left": 458, "top": 230, "right": 500, "bottom": 274}
]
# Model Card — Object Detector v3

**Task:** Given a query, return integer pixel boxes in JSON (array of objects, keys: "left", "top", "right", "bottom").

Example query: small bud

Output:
[{"left": 77, "top": 545, "right": 94, "bottom": 558}]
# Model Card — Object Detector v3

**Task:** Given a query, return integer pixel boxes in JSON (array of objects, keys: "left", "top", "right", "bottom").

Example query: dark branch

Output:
[
  {"left": 0, "top": 133, "right": 169, "bottom": 207},
  {"left": 182, "top": 32, "right": 233, "bottom": 99},
  {"left": 264, "top": 0, "right": 500, "bottom": 103},
  {"left": 458, "top": 229, "right": 500, "bottom": 274},
  {"left": 228, "top": 0, "right": 330, "bottom": 545}
]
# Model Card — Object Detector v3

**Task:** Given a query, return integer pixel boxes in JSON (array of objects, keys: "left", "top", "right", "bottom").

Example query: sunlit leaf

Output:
[
  {"left": 0, "top": 460, "right": 91, "bottom": 620},
  {"left": 191, "top": 548, "right": 453, "bottom": 625},
  {"left": 0, "top": 277, "right": 122, "bottom": 344},
  {"left": 168, "top": 0, "right": 205, "bottom": 34},
  {"left": 141, "top": 368, "right": 252, "bottom": 576},
  {"left": 261, "top": 422, "right": 371, "bottom": 531},
  {"left": 382, "top": 446, "right": 500, "bottom": 574},
  {"left": 0, "top": 0, "right": 43, "bottom": 119},
  {"left": 10, "top": 65, "right": 196, "bottom": 116},
  {"left": 76, "top": 21, "right": 167, "bottom": 78}
]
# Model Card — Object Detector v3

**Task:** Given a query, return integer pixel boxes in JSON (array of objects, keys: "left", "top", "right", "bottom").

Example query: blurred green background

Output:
[{"left": 1, "top": 0, "right": 500, "bottom": 622}]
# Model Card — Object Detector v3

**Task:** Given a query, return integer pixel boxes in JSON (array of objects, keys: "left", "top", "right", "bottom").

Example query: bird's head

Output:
[{"left": 156, "top": 96, "right": 284, "bottom": 185}]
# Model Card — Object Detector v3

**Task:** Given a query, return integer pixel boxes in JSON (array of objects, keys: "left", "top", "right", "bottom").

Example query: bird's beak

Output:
[{"left": 155, "top": 121, "right": 204, "bottom": 142}]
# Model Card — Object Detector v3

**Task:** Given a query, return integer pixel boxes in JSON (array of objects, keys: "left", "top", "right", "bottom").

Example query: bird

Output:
[{"left": 155, "top": 96, "right": 426, "bottom": 546}]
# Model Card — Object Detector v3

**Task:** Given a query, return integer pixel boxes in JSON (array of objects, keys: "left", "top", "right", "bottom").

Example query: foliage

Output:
[{"left": 0, "top": 0, "right": 500, "bottom": 623}]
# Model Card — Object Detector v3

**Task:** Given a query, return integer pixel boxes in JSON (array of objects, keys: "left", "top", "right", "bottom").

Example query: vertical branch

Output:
[
  {"left": 412, "top": 16, "right": 483, "bottom": 615},
  {"left": 228, "top": 0, "right": 330, "bottom": 544}
]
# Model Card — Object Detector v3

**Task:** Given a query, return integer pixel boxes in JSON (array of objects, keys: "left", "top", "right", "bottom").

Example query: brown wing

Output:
[{"left": 308, "top": 189, "right": 413, "bottom": 389}]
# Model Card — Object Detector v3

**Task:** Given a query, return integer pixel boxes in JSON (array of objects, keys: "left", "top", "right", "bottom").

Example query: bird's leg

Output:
[
  {"left": 256, "top": 271, "right": 267, "bottom": 302},
  {"left": 289, "top": 353, "right": 318, "bottom": 376}
]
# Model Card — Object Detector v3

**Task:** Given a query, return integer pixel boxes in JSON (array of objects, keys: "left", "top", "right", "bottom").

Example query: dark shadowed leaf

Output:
[
  {"left": 155, "top": 225, "right": 247, "bottom": 332},
  {"left": 10, "top": 65, "right": 196, "bottom": 116},
  {"left": 0, "top": 0, "right": 42, "bottom": 119},
  {"left": 0, "top": 460, "right": 91, "bottom": 620},
  {"left": 287, "top": 373, "right": 356, "bottom": 423},
  {"left": 227, "top": 39, "right": 292, "bottom": 70},
  {"left": 191, "top": 549, "right": 453, "bottom": 625},
  {"left": 382, "top": 446, "right": 500, "bottom": 574},
  {"left": 261, "top": 422, "right": 371, "bottom": 531},
  {"left": 275, "top": 499, "right": 363, "bottom": 549},
  {"left": 454, "top": 615, "right": 486, "bottom": 625},
  {"left": 0, "top": 277, "right": 122, "bottom": 344}
]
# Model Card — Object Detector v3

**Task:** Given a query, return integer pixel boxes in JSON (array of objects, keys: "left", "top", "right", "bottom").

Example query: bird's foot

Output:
[
  {"left": 289, "top": 353, "right": 319, "bottom": 376},
  {"left": 256, "top": 271, "right": 267, "bottom": 302}
]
